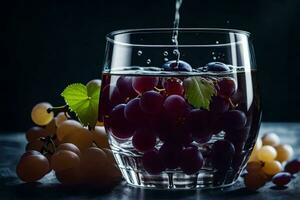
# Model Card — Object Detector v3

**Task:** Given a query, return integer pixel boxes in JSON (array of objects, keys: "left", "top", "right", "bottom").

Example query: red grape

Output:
[
  {"left": 140, "top": 91, "right": 164, "bottom": 114},
  {"left": 225, "top": 126, "right": 250, "bottom": 153},
  {"left": 211, "top": 140, "right": 235, "bottom": 170},
  {"left": 186, "top": 109, "right": 213, "bottom": 143},
  {"left": 209, "top": 96, "right": 229, "bottom": 113},
  {"left": 158, "top": 142, "right": 183, "bottom": 169},
  {"left": 107, "top": 104, "right": 134, "bottom": 139},
  {"left": 222, "top": 110, "right": 247, "bottom": 130},
  {"left": 142, "top": 150, "right": 165, "bottom": 174},
  {"left": 272, "top": 172, "right": 292, "bottom": 186},
  {"left": 206, "top": 62, "right": 230, "bottom": 72},
  {"left": 100, "top": 84, "right": 124, "bottom": 116},
  {"left": 217, "top": 77, "right": 237, "bottom": 98},
  {"left": 179, "top": 145, "right": 204, "bottom": 174},
  {"left": 132, "top": 76, "right": 159, "bottom": 94},
  {"left": 163, "top": 95, "right": 188, "bottom": 119},
  {"left": 284, "top": 159, "right": 300, "bottom": 174},
  {"left": 163, "top": 78, "right": 184, "bottom": 96},
  {"left": 124, "top": 98, "right": 148, "bottom": 124},
  {"left": 116, "top": 76, "right": 138, "bottom": 99},
  {"left": 103, "top": 84, "right": 124, "bottom": 105},
  {"left": 162, "top": 60, "right": 192, "bottom": 72},
  {"left": 132, "top": 129, "right": 156, "bottom": 152}
]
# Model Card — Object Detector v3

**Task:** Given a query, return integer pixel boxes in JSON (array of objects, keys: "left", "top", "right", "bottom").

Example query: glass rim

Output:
[{"left": 106, "top": 28, "right": 251, "bottom": 47}]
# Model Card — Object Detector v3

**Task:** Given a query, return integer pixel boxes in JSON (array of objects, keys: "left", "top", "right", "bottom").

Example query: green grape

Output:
[
  {"left": 26, "top": 139, "right": 44, "bottom": 152},
  {"left": 91, "top": 126, "right": 110, "bottom": 149},
  {"left": 253, "top": 137, "right": 262, "bottom": 152},
  {"left": 31, "top": 102, "right": 54, "bottom": 126},
  {"left": 86, "top": 79, "right": 102, "bottom": 88},
  {"left": 61, "top": 128, "right": 93, "bottom": 151},
  {"left": 103, "top": 148, "right": 116, "bottom": 165},
  {"left": 56, "top": 120, "right": 82, "bottom": 141},
  {"left": 21, "top": 150, "right": 41, "bottom": 159},
  {"left": 103, "top": 164, "right": 122, "bottom": 183},
  {"left": 246, "top": 161, "right": 263, "bottom": 172},
  {"left": 244, "top": 171, "right": 267, "bottom": 191},
  {"left": 26, "top": 127, "right": 50, "bottom": 142},
  {"left": 262, "top": 160, "right": 283, "bottom": 176},
  {"left": 262, "top": 132, "right": 280, "bottom": 146},
  {"left": 275, "top": 144, "right": 294, "bottom": 162},
  {"left": 55, "top": 166, "right": 82, "bottom": 185},
  {"left": 16, "top": 154, "right": 50, "bottom": 182},
  {"left": 51, "top": 150, "right": 80, "bottom": 172},
  {"left": 45, "top": 118, "right": 57, "bottom": 135},
  {"left": 57, "top": 143, "right": 81, "bottom": 156},
  {"left": 80, "top": 147, "right": 107, "bottom": 182},
  {"left": 55, "top": 112, "right": 68, "bottom": 127},
  {"left": 257, "top": 145, "right": 277, "bottom": 162}
]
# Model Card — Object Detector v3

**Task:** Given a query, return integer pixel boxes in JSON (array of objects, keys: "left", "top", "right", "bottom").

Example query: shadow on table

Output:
[
  {"left": 3, "top": 182, "right": 118, "bottom": 199},
  {"left": 123, "top": 187, "right": 258, "bottom": 200},
  {"left": 3, "top": 181, "right": 259, "bottom": 199}
]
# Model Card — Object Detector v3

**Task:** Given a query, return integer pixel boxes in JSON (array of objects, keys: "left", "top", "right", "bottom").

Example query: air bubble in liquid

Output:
[
  {"left": 146, "top": 59, "right": 151, "bottom": 64},
  {"left": 212, "top": 52, "right": 215, "bottom": 55},
  {"left": 213, "top": 56, "right": 217, "bottom": 60},
  {"left": 164, "top": 58, "right": 169, "bottom": 62},
  {"left": 216, "top": 41, "right": 219, "bottom": 44},
  {"left": 163, "top": 51, "right": 168, "bottom": 56},
  {"left": 137, "top": 50, "right": 143, "bottom": 56}
]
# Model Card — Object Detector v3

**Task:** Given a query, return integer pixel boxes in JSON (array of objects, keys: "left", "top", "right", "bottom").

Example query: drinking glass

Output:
[{"left": 99, "top": 28, "right": 261, "bottom": 189}]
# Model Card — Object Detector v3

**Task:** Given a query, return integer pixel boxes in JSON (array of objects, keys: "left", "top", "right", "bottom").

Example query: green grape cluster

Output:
[{"left": 16, "top": 79, "right": 122, "bottom": 187}]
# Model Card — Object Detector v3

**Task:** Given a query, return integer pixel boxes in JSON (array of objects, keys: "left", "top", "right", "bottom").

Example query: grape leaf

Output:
[
  {"left": 61, "top": 82, "right": 101, "bottom": 128},
  {"left": 184, "top": 77, "right": 216, "bottom": 110}
]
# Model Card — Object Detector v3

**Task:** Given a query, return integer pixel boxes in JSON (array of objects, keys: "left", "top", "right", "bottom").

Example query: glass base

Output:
[{"left": 113, "top": 148, "right": 241, "bottom": 190}]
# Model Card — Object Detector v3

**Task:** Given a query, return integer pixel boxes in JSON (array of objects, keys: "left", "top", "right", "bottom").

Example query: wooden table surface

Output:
[{"left": 0, "top": 123, "right": 299, "bottom": 200}]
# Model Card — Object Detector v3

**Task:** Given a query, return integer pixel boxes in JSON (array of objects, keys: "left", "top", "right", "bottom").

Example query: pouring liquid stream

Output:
[{"left": 172, "top": 0, "right": 183, "bottom": 68}]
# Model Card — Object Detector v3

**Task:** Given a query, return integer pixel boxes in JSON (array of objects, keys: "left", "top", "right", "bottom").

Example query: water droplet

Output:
[
  {"left": 226, "top": 20, "right": 230, "bottom": 24},
  {"left": 164, "top": 58, "right": 169, "bottom": 62},
  {"left": 163, "top": 51, "right": 168, "bottom": 56},
  {"left": 146, "top": 59, "right": 151, "bottom": 64},
  {"left": 212, "top": 52, "right": 215, "bottom": 55},
  {"left": 216, "top": 41, "right": 219, "bottom": 44},
  {"left": 213, "top": 56, "right": 217, "bottom": 60},
  {"left": 137, "top": 50, "right": 143, "bottom": 56}
]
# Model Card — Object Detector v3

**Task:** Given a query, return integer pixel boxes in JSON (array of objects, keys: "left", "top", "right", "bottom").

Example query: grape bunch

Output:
[
  {"left": 101, "top": 61, "right": 249, "bottom": 175},
  {"left": 17, "top": 80, "right": 122, "bottom": 187},
  {"left": 244, "top": 132, "right": 300, "bottom": 190}
]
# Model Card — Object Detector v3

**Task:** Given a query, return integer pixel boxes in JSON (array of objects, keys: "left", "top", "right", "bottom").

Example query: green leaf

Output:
[
  {"left": 184, "top": 77, "right": 216, "bottom": 110},
  {"left": 61, "top": 81, "right": 101, "bottom": 128}
]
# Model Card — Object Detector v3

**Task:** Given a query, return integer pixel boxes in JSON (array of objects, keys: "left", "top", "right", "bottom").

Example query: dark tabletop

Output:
[{"left": 0, "top": 123, "right": 299, "bottom": 200}]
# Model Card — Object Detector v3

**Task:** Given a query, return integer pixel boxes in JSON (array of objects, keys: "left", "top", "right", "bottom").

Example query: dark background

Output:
[{"left": 1, "top": 0, "right": 299, "bottom": 131}]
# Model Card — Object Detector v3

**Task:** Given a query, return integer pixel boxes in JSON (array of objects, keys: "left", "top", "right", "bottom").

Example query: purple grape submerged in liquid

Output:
[{"left": 99, "top": 66, "right": 261, "bottom": 175}]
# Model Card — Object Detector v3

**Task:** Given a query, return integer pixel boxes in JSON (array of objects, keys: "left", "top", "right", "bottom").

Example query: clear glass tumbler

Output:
[{"left": 99, "top": 28, "right": 262, "bottom": 189}]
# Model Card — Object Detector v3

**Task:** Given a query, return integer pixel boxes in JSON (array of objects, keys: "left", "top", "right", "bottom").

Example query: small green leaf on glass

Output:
[{"left": 184, "top": 77, "right": 216, "bottom": 110}]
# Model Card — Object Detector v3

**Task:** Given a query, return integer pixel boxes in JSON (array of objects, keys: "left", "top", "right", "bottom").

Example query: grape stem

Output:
[
  {"left": 154, "top": 87, "right": 166, "bottom": 92},
  {"left": 47, "top": 105, "right": 69, "bottom": 114},
  {"left": 40, "top": 135, "right": 56, "bottom": 155},
  {"left": 228, "top": 98, "right": 238, "bottom": 109}
]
